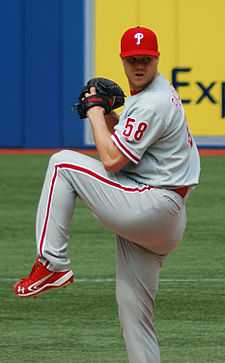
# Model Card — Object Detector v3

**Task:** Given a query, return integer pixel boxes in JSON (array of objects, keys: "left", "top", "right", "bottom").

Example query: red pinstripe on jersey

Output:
[
  {"left": 39, "top": 163, "right": 153, "bottom": 257},
  {"left": 111, "top": 132, "right": 140, "bottom": 164}
]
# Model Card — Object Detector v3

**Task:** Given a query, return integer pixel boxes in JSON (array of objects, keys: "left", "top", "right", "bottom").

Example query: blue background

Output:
[{"left": 0, "top": 0, "right": 84, "bottom": 148}]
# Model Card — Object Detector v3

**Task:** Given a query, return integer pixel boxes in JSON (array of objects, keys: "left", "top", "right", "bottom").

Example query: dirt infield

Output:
[
  {"left": 197, "top": 149, "right": 225, "bottom": 156},
  {"left": 0, "top": 148, "right": 225, "bottom": 156}
]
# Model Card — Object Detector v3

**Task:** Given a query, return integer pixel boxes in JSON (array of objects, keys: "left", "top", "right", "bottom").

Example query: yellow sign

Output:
[{"left": 95, "top": 0, "right": 225, "bottom": 137}]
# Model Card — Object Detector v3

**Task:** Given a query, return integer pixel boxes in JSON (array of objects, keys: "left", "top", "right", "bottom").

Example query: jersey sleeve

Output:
[{"left": 111, "top": 107, "right": 166, "bottom": 164}]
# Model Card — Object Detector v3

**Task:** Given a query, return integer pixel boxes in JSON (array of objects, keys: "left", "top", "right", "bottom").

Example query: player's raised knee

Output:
[{"left": 48, "top": 150, "right": 73, "bottom": 166}]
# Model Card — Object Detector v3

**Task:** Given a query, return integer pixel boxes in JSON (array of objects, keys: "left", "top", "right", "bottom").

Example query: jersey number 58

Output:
[{"left": 122, "top": 117, "right": 148, "bottom": 141}]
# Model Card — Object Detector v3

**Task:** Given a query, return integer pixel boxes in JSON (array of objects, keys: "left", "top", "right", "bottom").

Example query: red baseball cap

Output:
[{"left": 120, "top": 26, "right": 160, "bottom": 58}]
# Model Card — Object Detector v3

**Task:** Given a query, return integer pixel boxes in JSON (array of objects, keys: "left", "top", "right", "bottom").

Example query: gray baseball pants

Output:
[{"left": 36, "top": 150, "right": 187, "bottom": 363}]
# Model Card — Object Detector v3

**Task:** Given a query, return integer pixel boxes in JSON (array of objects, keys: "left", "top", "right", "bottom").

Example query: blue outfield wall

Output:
[
  {"left": 0, "top": 0, "right": 23, "bottom": 147},
  {"left": 0, "top": 0, "right": 85, "bottom": 148}
]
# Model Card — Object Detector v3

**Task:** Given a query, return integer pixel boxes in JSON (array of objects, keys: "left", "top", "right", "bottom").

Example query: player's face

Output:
[{"left": 122, "top": 56, "right": 159, "bottom": 92}]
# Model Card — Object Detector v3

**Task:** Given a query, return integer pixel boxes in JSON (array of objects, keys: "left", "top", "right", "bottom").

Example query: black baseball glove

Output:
[{"left": 74, "top": 77, "right": 125, "bottom": 119}]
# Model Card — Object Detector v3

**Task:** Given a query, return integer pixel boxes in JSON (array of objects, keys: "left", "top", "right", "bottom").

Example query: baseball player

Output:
[{"left": 14, "top": 26, "right": 200, "bottom": 363}]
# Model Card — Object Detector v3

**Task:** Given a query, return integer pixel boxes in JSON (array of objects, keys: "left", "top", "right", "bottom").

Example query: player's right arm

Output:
[
  {"left": 104, "top": 111, "right": 119, "bottom": 134},
  {"left": 87, "top": 107, "right": 130, "bottom": 172}
]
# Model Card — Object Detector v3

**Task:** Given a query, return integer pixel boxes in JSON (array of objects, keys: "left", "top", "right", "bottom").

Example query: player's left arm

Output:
[
  {"left": 111, "top": 107, "right": 166, "bottom": 165},
  {"left": 87, "top": 107, "right": 129, "bottom": 172}
]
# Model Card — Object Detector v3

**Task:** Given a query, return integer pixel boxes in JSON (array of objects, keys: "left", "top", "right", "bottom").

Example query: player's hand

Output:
[
  {"left": 85, "top": 87, "right": 106, "bottom": 117},
  {"left": 83, "top": 86, "right": 96, "bottom": 98},
  {"left": 73, "top": 77, "right": 125, "bottom": 119}
]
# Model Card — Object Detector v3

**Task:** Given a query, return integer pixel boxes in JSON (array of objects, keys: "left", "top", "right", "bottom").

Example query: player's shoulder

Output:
[
  {"left": 145, "top": 74, "right": 172, "bottom": 102},
  {"left": 141, "top": 74, "right": 182, "bottom": 116},
  {"left": 124, "top": 74, "right": 182, "bottom": 122}
]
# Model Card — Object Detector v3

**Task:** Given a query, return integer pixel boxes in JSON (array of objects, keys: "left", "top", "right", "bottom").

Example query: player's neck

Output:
[{"left": 130, "top": 89, "right": 143, "bottom": 95}]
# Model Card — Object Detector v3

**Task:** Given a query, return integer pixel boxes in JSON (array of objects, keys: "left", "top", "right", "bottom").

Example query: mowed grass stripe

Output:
[{"left": 1, "top": 154, "right": 225, "bottom": 363}]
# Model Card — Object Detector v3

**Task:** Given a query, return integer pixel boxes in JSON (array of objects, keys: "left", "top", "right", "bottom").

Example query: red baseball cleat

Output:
[{"left": 14, "top": 258, "right": 74, "bottom": 297}]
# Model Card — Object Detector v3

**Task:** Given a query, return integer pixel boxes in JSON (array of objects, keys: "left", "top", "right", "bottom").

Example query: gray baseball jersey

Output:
[
  {"left": 32, "top": 73, "right": 200, "bottom": 363},
  {"left": 112, "top": 73, "right": 200, "bottom": 187}
]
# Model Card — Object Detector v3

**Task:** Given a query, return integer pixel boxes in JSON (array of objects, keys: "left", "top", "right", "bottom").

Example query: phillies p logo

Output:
[{"left": 134, "top": 32, "right": 144, "bottom": 45}]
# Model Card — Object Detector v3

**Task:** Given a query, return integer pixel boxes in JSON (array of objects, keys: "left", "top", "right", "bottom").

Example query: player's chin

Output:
[{"left": 133, "top": 78, "right": 150, "bottom": 90}]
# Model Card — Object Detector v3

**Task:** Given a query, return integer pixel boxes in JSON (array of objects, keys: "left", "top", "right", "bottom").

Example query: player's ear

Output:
[{"left": 120, "top": 57, "right": 127, "bottom": 70}]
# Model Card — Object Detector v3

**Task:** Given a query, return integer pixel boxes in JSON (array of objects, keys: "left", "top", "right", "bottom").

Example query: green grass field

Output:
[{"left": 1, "top": 154, "right": 225, "bottom": 363}]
